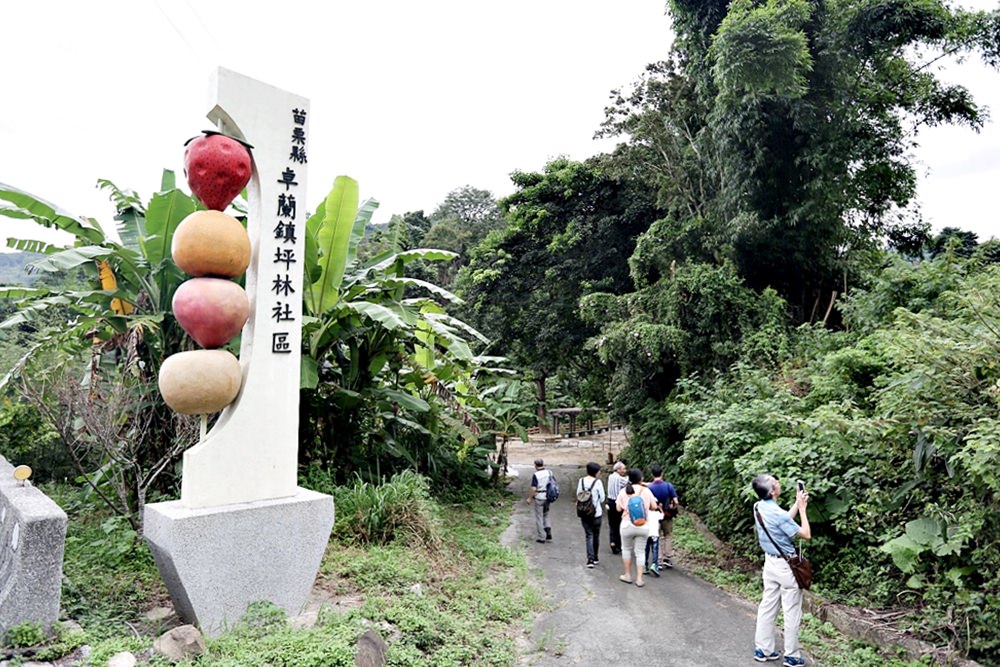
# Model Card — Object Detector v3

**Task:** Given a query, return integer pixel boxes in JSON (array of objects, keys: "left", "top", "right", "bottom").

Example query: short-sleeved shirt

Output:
[
  {"left": 607, "top": 472, "right": 629, "bottom": 504},
  {"left": 616, "top": 484, "right": 656, "bottom": 528},
  {"left": 648, "top": 479, "right": 677, "bottom": 509},
  {"left": 755, "top": 499, "right": 800, "bottom": 556}
]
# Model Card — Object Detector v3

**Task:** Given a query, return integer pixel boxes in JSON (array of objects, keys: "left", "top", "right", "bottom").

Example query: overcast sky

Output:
[{"left": 2, "top": 1, "right": 998, "bottom": 250}]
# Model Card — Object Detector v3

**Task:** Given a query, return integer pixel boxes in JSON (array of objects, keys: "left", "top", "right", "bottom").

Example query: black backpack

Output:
[{"left": 576, "top": 477, "right": 597, "bottom": 518}]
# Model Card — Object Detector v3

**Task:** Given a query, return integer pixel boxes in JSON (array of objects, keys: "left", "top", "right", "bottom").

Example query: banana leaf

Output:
[
  {"left": 28, "top": 246, "right": 114, "bottom": 272},
  {"left": 311, "top": 176, "right": 360, "bottom": 313},
  {"left": 346, "top": 300, "right": 406, "bottom": 330},
  {"left": 382, "top": 276, "right": 463, "bottom": 303},
  {"left": 365, "top": 248, "right": 457, "bottom": 275},
  {"left": 381, "top": 388, "right": 431, "bottom": 413},
  {"left": 0, "top": 182, "right": 106, "bottom": 244},
  {"left": 301, "top": 356, "right": 319, "bottom": 389},
  {"left": 144, "top": 188, "right": 197, "bottom": 269},
  {"left": 5, "top": 237, "right": 61, "bottom": 254}
]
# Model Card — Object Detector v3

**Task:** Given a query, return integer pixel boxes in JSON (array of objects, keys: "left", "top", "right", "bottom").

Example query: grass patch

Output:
[
  {"left": 32, "top": 475, "right": 537, "bottom": 666},
  {"left": 673, "top": 514, "right": 760, "bottom": 599},
  {"left": 797, "top": 615, "right": 934, "bottom": 667},
  {"left": 44, "top": 484, "right": 168, "bottom": 638}
]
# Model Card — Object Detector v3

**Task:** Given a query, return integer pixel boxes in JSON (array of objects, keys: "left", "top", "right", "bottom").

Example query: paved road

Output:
[{"left": 508, "top": 463, "right": 762, "bottom": 666}]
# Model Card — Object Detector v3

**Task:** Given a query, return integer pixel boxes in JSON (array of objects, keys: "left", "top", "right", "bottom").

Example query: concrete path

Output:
[{"left": 510, "top": 463, "right": 762, "bottom": 666}]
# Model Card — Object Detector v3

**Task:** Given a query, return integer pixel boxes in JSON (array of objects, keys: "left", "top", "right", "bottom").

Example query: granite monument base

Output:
[
  {"left": 0, "top": 456, "right": 68, "bottom": 636},
  {"left": 144, "top": 488, "right": 334, "bottom": 636}
]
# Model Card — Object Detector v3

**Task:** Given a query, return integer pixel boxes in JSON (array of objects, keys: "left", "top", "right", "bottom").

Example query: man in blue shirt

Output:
[
  {"left": 646, "top": 465, "right": 679, "bottom": 573},
  {"left": 752, "top": 474, "right": 811, "bottom": 666}
]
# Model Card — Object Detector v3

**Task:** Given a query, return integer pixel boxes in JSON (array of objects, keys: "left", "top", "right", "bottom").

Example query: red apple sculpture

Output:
[{"left": 173, "top": 278, "right": 249, "bottom": 349}]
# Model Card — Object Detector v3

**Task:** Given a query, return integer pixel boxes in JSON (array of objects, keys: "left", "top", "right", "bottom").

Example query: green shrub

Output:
[
  {"left": 326, "top": 469, "right": 441, "bottom": 547},
  {"left": 45, "top": 484, "right": 163, "bottom": 634},
  {"left": 628, "top": 258, "right": 1000, "bottom": 661},
  {"left": 3, "top": 621, "right": 45, "bottom": 648},
  {"left": 0, "top": 397, "right": 72, "bottom": 481}
]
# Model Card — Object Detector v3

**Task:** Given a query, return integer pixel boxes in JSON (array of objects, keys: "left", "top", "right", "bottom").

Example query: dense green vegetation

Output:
[{"left": 638, "top": 249, "right": 1000, "bottom": 660}]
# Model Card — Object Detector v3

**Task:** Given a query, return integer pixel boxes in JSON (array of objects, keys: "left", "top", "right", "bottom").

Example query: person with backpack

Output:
[
  {"left": 647, "top": 464, "right": 680, "bottom": 572},
  {"left": 575, "top": 462, "right": 606, "bottom": 568},
  {"left": 525, "top": 458, "right": 555, "bottom": 543},
  {"left": 614, "top": 468, "right": 657, "bottom": 587}
]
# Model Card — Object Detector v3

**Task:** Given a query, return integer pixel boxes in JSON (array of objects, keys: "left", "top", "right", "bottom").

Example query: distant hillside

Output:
[{"left": 0, "top": 252, "right": 42, "bottom": 285}]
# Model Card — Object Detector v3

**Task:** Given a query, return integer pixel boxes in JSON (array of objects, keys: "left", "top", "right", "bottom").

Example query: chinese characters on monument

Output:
[{"left": 271, "top": 108, "right": 307, "bottom": 354}]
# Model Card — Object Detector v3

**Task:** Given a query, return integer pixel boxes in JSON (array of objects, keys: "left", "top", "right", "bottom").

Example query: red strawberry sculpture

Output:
[{"left": 184, "top": 132, "right": 253, "bottom": 211}]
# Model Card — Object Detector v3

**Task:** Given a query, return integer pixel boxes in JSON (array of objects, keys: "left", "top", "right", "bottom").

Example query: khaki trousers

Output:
[{"left": 754, "top": 553, "right": 803, "bottom": 658}]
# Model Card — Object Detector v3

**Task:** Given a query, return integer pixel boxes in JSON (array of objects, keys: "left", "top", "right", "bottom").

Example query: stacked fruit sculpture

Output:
[{"left": 158, "top": 132, "right": 253, "bottom": 415}]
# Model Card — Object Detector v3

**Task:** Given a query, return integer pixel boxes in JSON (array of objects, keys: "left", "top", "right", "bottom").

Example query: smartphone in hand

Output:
[{"left": 796, "top": 480, "right": 806, "bottom": 493}]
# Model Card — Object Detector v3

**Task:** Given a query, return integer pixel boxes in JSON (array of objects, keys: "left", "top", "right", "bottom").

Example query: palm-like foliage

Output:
[
  {"left": 1, "top": 172, "right": 196, "bottom": 376},
  {"left": 300, "top": 176, "right": 495, "bottom": 483}
]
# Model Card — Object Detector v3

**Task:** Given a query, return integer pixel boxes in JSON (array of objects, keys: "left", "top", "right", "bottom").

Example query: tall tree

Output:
[
  {"left": 422, "top": 186, "right": 506, "bottom": 289},
  {"left": 459, "top": 157, "right": 658, "bottom": 417},
  {"left": 603, "top": 0, "right": 999, "bottom": 320}
]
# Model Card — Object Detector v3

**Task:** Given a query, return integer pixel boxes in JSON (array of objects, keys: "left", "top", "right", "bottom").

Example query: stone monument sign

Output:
[
  {"left": 0, "top": 455, "right": 68, "bottom": 636},
  {"left": 144, "top": 67, "right": 334, "bottom": 636}
]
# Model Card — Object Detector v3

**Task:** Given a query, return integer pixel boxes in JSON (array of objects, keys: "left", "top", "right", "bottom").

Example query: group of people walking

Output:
[
  {"left": 527, "top": 459, "right": 679, "bottom": 586},
  {"left": 527, "top": 460, "right": 812, "bottom": 666}
]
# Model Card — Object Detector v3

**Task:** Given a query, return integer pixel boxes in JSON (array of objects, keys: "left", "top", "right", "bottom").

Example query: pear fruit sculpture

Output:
[{"left": 159, "top": 132, "right": 253, "bottom": 416}]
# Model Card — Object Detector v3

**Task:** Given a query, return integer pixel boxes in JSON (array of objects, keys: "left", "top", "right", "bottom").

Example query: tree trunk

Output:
[{"left": 535, "top": 373, "right": 547, "bottom": 424}]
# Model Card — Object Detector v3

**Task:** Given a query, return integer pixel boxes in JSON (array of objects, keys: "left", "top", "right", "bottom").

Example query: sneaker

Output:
[
  {"left": 782, "top": 657, "right": 805, "bottom": 667},
  {"left": 754, "top": 649, "right": 780, "bottom": 662},
  {"left": 649, "top": 564, "right": 660, "bottom": 578},
  {"left": 586, "top": 561, "right": 595, "bottom": 569},
  {"left": 661, "top": 558, "right": 673, "bottom": 569},
  {"left": 536, "top": 539, "right": 546, "bottom": 544},
  {"left": 592, "top": 559, "right": 599, "bottom": 565}
]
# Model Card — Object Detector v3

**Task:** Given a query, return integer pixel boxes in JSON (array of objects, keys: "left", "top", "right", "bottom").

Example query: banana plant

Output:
[
  {"left": 301, "top": 175, "right": 481, "bottom": 390},
  {"left": 0, "top": 172, "right": 196, "bottom": 381},
  {"left": 299, "top": 176, "right": 496, "bottom": 479}
]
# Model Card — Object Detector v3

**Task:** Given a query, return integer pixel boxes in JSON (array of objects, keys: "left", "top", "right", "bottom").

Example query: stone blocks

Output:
[
  {"left": 0, "top": 455, "right": 68, "bottom": 636},
  {"left": 143, "top": 488, "right": 334, "bottom": 636}
]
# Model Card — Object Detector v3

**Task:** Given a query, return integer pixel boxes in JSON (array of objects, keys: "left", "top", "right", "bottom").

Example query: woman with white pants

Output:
[{"left": 615, "top": 468, "right": 656, "bottom": 587}]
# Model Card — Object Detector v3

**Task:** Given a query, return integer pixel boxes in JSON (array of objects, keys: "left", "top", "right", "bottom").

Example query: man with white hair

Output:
[{"left": 605, "top": 461, "right": 628, "bottom": 554}]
